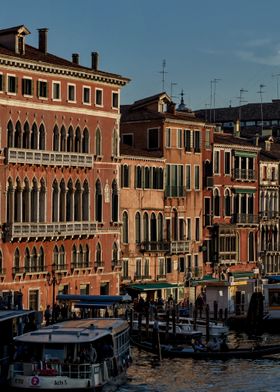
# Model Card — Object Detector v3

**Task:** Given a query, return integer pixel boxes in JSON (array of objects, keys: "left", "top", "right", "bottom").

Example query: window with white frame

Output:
[
  {"left": 186, "top": 218, "right": 191, "bottom": 240},
  {"left": 68, "top": 84, "right": 76, "bottom": 102},
  {"left": 177, "top": 128, "right": 183, "bottom": 148},
  {"left": 186, "top": 165, "right": 191, "bottom": 190},
  {"left": 22, "top": 77, "right": 33, "bottom": 96},
  {"left": 95, "top": 88, "right": 103, "bottom": 106},
  {"left": 0, "top": 73, "right": 3, "bottom": 91},
  {"left": 224, "top": 151, "right": 231, "bottom": 175},
  {"left": 37, "top": 80, "right": 48, "bottom": 98},
  {"left": 214, "top": 150, "right": 220, "bottom": 174},
  {"left": 194, "top": 165, "right": 200, "bottom": 190},
  {"left": 112, "top": 92, "right": 119, "bottom": 108},
  {"left": 83, "top": 86, "right": 91, "bottom": 104},
  {"left": 195, "top": 217, "right": 200, "bottom": 241},
  {"left": 205, "top": 129, "right": 210, "bottom": 148},
  {"left": 52, "top": 82, "right": 61, "bottom": 100},
  {"left": 8, "top": 75, "right": 17, "bottom": 94},
  {"left": 136, "top": 258, "right": 142, "bottom": 277},
  {"left": 166, "top": 128, "right": 171, "bottom": 147}
]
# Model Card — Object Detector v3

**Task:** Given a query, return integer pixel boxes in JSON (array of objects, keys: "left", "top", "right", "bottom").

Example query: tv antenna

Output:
[
  {"left": 159, "top": 59, "right": 167, "bottom": 92},
  {"left": 236, "top": 88, "right": 248, "bottom": 124},
  {"left": 257, "top": 84, "right": 266, "bottom": 133},
  {"left": 170, "top": 81, "right": 177, "bottom": 100},
  {"left": 272, "top": 73, "right": 280, "bottom": 99},
  {"left": 210, "top": 78, "right": 221, "bottom": 123}
]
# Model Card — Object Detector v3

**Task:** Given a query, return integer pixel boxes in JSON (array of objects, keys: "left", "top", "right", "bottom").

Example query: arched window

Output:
[
  {"left": 143, "top": 212, "right": 149, "bottom": 242},
  {"left": 112, "top": 242, "right": 118, "bottom": 264},
  {"left": 96, "top": 243, "right": 102, "bottom": 266},
  {"left": 95, "top": 127, "right": 101, "bottom": 156},
  {"left": 60, "top": 125, "right": 66, "bottom": 152},
  {"left": 31, "top": 123, "right": 38, "bottom": 149},
  {"left": 78, "top": 244, "right": 83, "bottom": 267},
  {"left": 135, "top": 212, "right": 141, "bottom": 244},
  {"left": 135, "top": 166, "right": 142, "bottom": 188},
  {"left": 112, "top": 180, "right": 118, "bottom": 222},
  {"left": 52, "top": 180, "right": 59, "bottom": 222},
  {"left": 22, "top": 178, "right": 30, "bottom": 222},
  {"left": 82, "top": 180, "right": 89, "bottom": 221},
  {"left": 84, "top": 245, "right": 90, "bottom": 267},
  {"left": 39, "top": 179, "right": 46, "bottom": 222},
  {"left": 74, "top": 180, "right": 82, "bottom": 221},
  {"left": 59, "top": 180, "right": 66, "bottom": 222},
  {"left": 14, "top": 249, "right": 20, "bottom": 273},
  {"left": 224, "top": 189, "right": 231, "bottom": 216},
  {"left": 53, "top": 125, "right": 59, "bottom": 151},
  {"left": 112, "top": 128, "right": 118, "bottom": 157},
  {"left": 248, "top": 232, "right": 255, "bottom": 262},
  {"left": 7, "top": 178, "right": 13, "bottom": 223},
  {"left": 72, "top": 245, "right": 77, "bottom": 268},
  {"left": 82, "top": 127, "right": 89, "bottom": 153},
  {"left": 31, "top": 247, "right": 37, "bottom": 272},
  {"left": 75, "top": 127, "right": 81, "bottom": 153},
  {"left": 39, "top": 124, "right": 45, "bottom": 150},
  {"left": 53, "top": 245, "right": 59, "bottom": 267},
  {"left": 213, "top": 188, "right": 220, "bottom": 216},
  {"left": 150, "top": 212, "right": 157, "bottom": 242},
  {"left": 95, "top": 180, "right": 102, "bottom": 222},
  {"left": 144, "top": 259, "right": 150, "bottom": 277},
  {"left": 7, "top": 120, "right": 13, "bottom": 148},
  {"left": 159, "top": 168, "right": 164, "bottom": 189},
  {"left": 66, "top": 179, "right": 74, "bottom": 221},
  {"left": 121, "top": 165, "right": 129, "bottom": 188},
  {"left": 14, "top": 178, "right": 21, "bottom": 222},
  {"left": 67, "top": 126, "right": 74, "bottom": 152},
  {"left": 144, "top": 167, "right": 150, "bottom": 188},
  {"left": 158, "top": 213, "right": 163, "bottom": 241},
  {"left": 122, "top": 211, "right": 128, "bottom": 243},
  {"left": 172, "top": 209, "right": 178, "bottom": 241},
  {"left": 59, "top": 245, "right": 65, "bottom": 268},
  {"left": 38, "top": 247, "right": 44, "bottom": 271},
  {"left": 31, "top": 178, "right": 38, "bottom": 222},
  {"left": 14, "top": 121, "right": 22, "bottom": 148},
  {"left": 23, "top": 121, "right": 30, "bottom": 149},
  {"left": 24, "top": 248, "right": 30, "bottom": 272}
]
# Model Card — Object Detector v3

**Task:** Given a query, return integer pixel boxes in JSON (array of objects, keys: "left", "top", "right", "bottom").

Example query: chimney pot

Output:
[
  {"left": 91, "top": 52, "right": 99, "bottom": 70},
  {"left": 72, "top": 53, "right": 79, "bottom": 65},
  {"left": 38, "top": 28, "right": 48, "bottom": 54}
]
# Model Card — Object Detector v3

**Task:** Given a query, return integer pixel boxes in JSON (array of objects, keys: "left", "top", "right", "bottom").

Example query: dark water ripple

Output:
[{"left": 120, "top": 341, "right": 280, "bottom": 392}]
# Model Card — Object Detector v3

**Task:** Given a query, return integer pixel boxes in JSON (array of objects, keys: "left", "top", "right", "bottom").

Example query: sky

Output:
[{"left": 2, "top": 0, "right": 280, "bottom": 110}]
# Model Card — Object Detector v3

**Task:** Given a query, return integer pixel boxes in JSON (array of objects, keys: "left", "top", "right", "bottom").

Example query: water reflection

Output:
[{"left": 121, "top": 334, "right": 280, "bottom": 392}]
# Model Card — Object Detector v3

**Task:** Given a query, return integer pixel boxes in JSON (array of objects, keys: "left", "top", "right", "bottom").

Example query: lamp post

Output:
[{"left": 46, "top": 264, "right": 62, "bottom": 324}]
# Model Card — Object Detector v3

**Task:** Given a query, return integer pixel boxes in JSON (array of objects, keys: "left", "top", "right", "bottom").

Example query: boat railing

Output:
[{"left": 11, "top": 361, "right": 95, "bottom": 379}]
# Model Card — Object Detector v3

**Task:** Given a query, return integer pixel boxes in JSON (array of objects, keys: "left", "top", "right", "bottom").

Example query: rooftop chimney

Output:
[
  {"left": 38, "top": 28, "right": 48, "bottom": 54},
  {"left": 233, "top": 120, "right": 240, "bottom": 137},
  {"left": 265, "top": 140, "right": 271, "bottom": 151},
  {"left": 91, "top": 52, "right": 99, "bottom": 70},
  {"left": 72, "top": 53, "right": 79, "bottom": 65}
]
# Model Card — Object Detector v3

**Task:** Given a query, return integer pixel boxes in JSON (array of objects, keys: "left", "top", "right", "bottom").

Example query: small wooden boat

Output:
[
  {"left": 131, "top": 337, "right": 280, "bottom": 360},
  {"left": 8, "top": 318, "right": 132, "bottom": 391}
]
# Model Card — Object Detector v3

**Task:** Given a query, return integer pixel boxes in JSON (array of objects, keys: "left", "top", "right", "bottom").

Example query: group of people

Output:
[
  {"left": 192, "top": 335, "right": 229, "bottom": 352},
  {"left": 44, "top": 302, "right": 69, "bottom": 325}
]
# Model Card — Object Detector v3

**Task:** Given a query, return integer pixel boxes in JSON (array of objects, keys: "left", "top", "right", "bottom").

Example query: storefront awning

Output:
[
  {"left": 234, "top": 151, "right": 257, "bottom": 158},
  {"left": 234, "top": 188, "right": 256, "bottom": 194},
  {"left": 126, "top": 282, "right": 181, "bottom": 292}
]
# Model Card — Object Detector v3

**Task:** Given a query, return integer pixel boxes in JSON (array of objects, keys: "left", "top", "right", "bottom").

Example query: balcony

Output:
[
  {"left": 24, "top": 265, "right": 46, "bottom": 274},
  {"left": 232, "top": 168, "right": 256, "bottom": 181},
  {"left": 165, "top": 186, "right": 186, "bottom": 198},
  {"left": 139, "top": 241, "right": 170, "bottom": 252},
  {"left": 6, "top": 148, "right": 94, "bottom": 168},
  {"left": 170, "top": 240, "right": 190, "bottom": 254},
  {"left": 156, "top": 274, "right": 166, "bottom": 280},
  {"left": 260, "top": 211, "right": 279, "bottom": 220},
  {"left": 71, "top": 262, "right": 91, "bottom": 270},
  {"left": 3, "top": 221, "right": 97, "bottom": 242},
  {"left": 94, "top": 260, "right": 104, "bottom": 269},
  {"left": 111, "top": 259, "right": 122, "bottom": 269},
  {"left": 232, "top": 213, "right": 258, "bottom": 225}
]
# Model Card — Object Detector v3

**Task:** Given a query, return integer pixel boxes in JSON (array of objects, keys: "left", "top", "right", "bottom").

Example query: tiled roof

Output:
[
  {"left": 0, "top": 44, "right": 129, "bottom": 82},
  {"left": 121, "top": 106, "right": 202, "bottom": 123},
  {"left": 120, "top": 143, "right": 164, "bottom": 159},
  {"left": 195, "top": 100, "right": 280, "bottom": 122},
  {"left": 214, "top": 132, "right": 257, "bottom": 147},
  {"left": 259, "top": 142, "right": 280, "bottom": 160}
]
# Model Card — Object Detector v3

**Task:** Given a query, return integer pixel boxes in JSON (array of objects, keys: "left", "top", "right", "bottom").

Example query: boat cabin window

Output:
[
  {"left": 44, "top": 344, "right": 64, "bottom": 362},
  {"left": 269, "top": 290, "right": 280, "bottom": 307}
]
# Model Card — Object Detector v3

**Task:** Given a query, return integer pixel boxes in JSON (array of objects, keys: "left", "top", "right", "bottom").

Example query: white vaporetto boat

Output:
[{"left": 8, "top": 318, "right": 131, "bottom": 391}]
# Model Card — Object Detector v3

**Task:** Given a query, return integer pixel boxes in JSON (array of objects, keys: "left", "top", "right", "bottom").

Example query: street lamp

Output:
[{"left": 46, "top": 264, "right": 62, "bottom": 324}]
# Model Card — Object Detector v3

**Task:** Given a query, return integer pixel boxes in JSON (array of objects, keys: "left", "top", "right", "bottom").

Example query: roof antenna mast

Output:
[{"left": 159, "top": 59, "right": 167, "bottom": 92}]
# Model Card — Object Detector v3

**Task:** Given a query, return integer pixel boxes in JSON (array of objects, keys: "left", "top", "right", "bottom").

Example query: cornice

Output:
[{"left": 0, "top": 55, "right": 129, "bottom": 86}]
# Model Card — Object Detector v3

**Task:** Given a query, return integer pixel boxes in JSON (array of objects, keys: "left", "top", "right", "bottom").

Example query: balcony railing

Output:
[
  {"left": 170, "top": 240, "right": 190, "bottom": 254},
  {"left": 6, "top": 148, "right": 94, "bottom": 168},
  {"left": 232, "top": 213, "right": 258, "bottom": 225},
  {"left": 0, "top": 268, "right": 6, "bottom": 275},
  {"left": 232, "top": 168, "right": 256, "bottom": 181},
  {"left": 71, "top": 262, "right": 91, "bottom": 269},
  {"left": 94, "top": 261, "right": 104, "bottom": 269},
  {"left": 3, "top": 221, "right": 97, "bottom": 241},
  {"left": 24, "top": 265, "right": 45, "bottom": 273},
  {"left": 260, "top": 211, "right": 279, "bottom": 220},
  {"left": 157, "top": 274, "right": 166, "bottom": 280},
  {"left": 111, "top": 259, "right": 122, "bottom": 269},
  {"left": 140, "top": 241, "right": 170, "bottom": 252},
  {"left": 12, "top": 267, "right": 25, "bottom": 275},
  {"left": 165, "top": 186, "right": 186, "bottom": 198}
]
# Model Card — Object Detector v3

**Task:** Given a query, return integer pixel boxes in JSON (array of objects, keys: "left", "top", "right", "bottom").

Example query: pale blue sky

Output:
[{"left": 2, "top": 0, "right": 280, "bottom": 110}]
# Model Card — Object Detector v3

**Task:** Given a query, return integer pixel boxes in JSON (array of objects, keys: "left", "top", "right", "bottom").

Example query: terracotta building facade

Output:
[{"left": 0, "top": 25, "right": 129, "bottom": 310}]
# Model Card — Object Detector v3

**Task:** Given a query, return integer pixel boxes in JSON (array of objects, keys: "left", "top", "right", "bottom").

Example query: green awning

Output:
[
  {"left": 126, "top": 282, "right": 181, "bottom": 291},
  {"left": 234, "top": 188, "right": 256, "bottom": 194},
  {"left": 232, "top": 272, "right": 254, "bottom": 279},
  {"left": 234, "top": 151, "right": 257, "bottom": 158}
]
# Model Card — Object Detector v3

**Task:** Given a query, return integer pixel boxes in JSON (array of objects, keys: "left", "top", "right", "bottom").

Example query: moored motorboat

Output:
[
  {"left": 8, "top": 318, "right": 132, "bottom": 391},
  {"left": 131, "top": 337, "right": 280, "bottom": 360}
]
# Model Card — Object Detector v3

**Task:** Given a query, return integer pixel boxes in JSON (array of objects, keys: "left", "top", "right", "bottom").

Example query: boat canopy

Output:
[{"left": 57, "top": 294, "right": 132, "bottom": 308}]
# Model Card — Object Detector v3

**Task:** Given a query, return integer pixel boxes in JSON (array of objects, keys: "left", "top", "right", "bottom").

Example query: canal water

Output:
[{"left": 120, "top": 334, "right": 280, "bottom": 392}]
